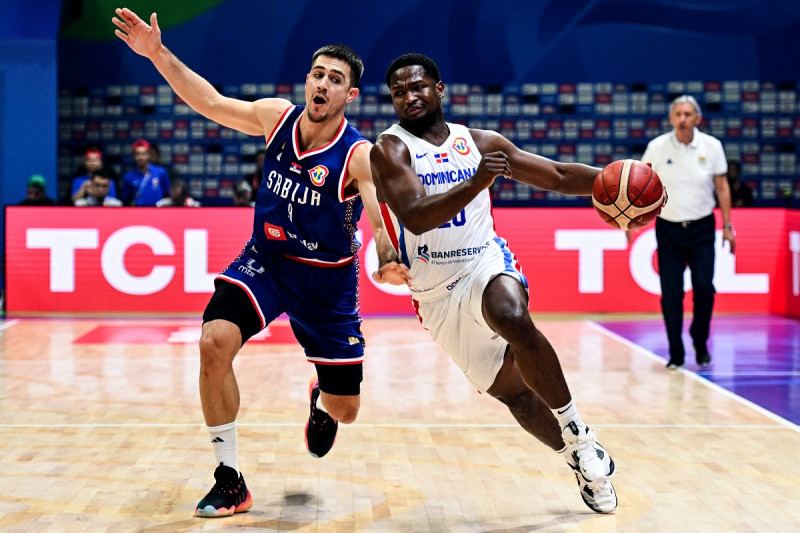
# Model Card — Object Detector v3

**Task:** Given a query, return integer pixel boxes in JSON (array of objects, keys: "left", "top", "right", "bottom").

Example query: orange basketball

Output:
[{"left": 592, "top": 160, "right": 666, "bottom": 230}]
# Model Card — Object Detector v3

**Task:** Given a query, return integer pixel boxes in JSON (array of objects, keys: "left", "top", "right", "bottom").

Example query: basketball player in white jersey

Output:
[{"left": 370, "top": 53, "right": 617, "bottom": 513}]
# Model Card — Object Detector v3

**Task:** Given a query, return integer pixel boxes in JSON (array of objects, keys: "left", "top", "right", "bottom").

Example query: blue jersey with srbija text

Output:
[{"left": 250, "top": 105, "right": 367, "bottom": 266}]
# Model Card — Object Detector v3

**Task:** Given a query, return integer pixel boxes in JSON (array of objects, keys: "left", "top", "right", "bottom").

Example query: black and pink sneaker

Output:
[
  {"left": 194, "top": 463, "right": 252, "bottom": 518},
  {"left": 304, "top": 375, "right": 338, "bottom": 458}
]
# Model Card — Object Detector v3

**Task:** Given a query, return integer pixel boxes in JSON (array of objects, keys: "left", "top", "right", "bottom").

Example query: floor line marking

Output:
[
  {"left": 0, "top": 319, "right": 20, "bottom": 332},
  {"left": 587, "top": 320, "right": 800, "bottom": 433},
  {"left": 0, "top": 422, "right": 790, "bottom": 430}
]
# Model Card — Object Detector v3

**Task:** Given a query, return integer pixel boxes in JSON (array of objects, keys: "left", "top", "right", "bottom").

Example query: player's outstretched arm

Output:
[
  {"left": 470, "top": 129, "right": 599, "bottom": 196},
  {"left": 112, "top": 7, "right": 285, "bottom": 136}
]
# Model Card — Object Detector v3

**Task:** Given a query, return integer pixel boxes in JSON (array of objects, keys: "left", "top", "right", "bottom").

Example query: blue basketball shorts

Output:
[{"left": 208, "top": 244, "right": 365, "bottom": 366}]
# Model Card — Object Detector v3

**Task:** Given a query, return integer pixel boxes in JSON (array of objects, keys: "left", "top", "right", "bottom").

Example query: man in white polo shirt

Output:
[{"left": 642, "top": 95, "right": 736, "bottom": 370}]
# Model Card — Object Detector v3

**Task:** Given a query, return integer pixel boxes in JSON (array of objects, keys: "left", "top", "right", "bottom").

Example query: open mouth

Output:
[{"left": 313, "top": 96, "right": 326, "bottom": 105}]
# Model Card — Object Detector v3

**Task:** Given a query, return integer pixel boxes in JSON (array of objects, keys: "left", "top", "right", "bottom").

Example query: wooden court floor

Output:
[{"left": 1, "top": 316, "right": 799, "bottom": 532}]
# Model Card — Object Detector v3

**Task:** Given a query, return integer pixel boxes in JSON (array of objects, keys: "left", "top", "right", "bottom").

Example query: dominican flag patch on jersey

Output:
[
  {"left": 290, "top": 161, "right": 302, "bottom": 174},
  {"left": 434, "top": 153, "right": 449, "bottom": 163}
]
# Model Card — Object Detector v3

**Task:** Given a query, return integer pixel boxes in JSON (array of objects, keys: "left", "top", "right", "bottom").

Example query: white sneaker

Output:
[
  {"left": 565, "top": 453, "right": 617, "bottom": 513},
  {"left": 562, "top": 422, "right": 615, "bottom": 483}
]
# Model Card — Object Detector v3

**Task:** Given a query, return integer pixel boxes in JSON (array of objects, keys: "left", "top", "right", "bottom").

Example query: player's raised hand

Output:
[
  {"left": 113, "top": 8, "right": 161, "bottom": 58},
  {"left": 372, "top": 262, "right": 412, "bottom": 286},
  {"left": 474, "top": 151, "right": 511, "bottom": 189}
]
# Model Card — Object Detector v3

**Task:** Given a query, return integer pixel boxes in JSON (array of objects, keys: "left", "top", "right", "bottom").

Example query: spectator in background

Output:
[
  {"left": 74, "top": 169, "right": 123, "bottom": 206},
  {"left": 18, "top": 174, "right": 55, "bottom": 206},
  {"left": 156, "top": 178, "right": 201, "bottom": 207},
  {"left": 232, "top": 179, "right": 255, "bottom": 207},
  {"left": 244, "top": 148, "right": 266, "bottom": 190},
  {"left": 121, "top": 138, "right": 171, "bottom": 206},
  {"left": 725, "top": 159, "right": 754, "bottom": 207},
  {"left": 71, "top": 149, "right": 119, "bottom": 204}
]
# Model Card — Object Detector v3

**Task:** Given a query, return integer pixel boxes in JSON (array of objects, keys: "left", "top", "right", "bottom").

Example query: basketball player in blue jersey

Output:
[
  {"left": 370, "top": 54, "right": 618, "bottom": 513},
  {"left": 114, "top": 8, "right": 399, "bottom": 518}
]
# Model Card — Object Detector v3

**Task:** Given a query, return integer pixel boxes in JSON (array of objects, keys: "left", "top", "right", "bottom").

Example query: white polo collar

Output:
[{"left": 670, "top": 127, "right": 700, "bottom": 149}]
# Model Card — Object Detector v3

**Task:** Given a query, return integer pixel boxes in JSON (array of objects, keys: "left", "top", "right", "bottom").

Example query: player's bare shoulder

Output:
[
  {"left": 371, "top": 132, "right": 411, "bottom": 167},
  {"left": 253, "top": 97, "right": 294, "bottom": 136},
  {"left": 347, "top": 141, "right": 375, "bottom": 187},
  {"left": 469, "top": 128, "right": 511, "bottom": 153}
]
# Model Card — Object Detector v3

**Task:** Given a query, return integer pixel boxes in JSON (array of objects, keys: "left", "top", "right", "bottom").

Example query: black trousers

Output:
[{"left": 655, "top": 214, "right": 716, "bottom": 361}]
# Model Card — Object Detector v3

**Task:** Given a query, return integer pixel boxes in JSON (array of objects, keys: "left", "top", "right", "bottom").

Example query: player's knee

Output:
[
  {"left": 486, "top": 300, "right": 529, "bottom": 329},
  {"left": 334, "top": 408, "right": 358, "bottom": 424},
  {"left": 325, "top": 397, "right": 360, "bottom": 424},
  {"left": 198, "top": 327, "right": 236, "bottom": 375}
]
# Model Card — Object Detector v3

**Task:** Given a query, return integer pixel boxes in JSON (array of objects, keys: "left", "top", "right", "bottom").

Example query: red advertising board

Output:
[{"left": 5, "top": 206, "right": 798, "bottom": 316}]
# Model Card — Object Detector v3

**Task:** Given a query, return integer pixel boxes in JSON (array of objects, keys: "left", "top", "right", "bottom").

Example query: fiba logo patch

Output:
[
  {"left": 308, "top": 165, "right": 329, "bottom": 186},
  {"left": 415, "top": 244, "right": 430, "bottom": 264},
  {"left": 452, "top": 137, "right": 470, "bottom": 155}
]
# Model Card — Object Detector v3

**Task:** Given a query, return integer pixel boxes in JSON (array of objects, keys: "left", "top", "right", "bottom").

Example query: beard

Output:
[
  {"left": 400, "top": 105, "right": 442, "bottom": 133},
  {"left": 307, "top": 99, "right": 345, "bottom": 124}
]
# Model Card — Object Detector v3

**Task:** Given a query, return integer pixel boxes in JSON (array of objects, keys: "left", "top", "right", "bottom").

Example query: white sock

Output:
[
  {"left": 315, "top": 394, "right": 328, "bottom": 413},
  {"left": 551, "top": 399, "right": 586, "bottom": 432},
  {"left": 207, "top": 421, "right": 239, "bottom": 475}
]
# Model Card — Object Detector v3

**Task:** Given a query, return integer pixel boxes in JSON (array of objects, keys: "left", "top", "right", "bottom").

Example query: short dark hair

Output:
[
  {"left": 385, "top": 53, "right": 441, "bottom": 87},
  {"left": 311, "top": 44, "right": 364, "bottom": 88},
  {"left": 90, "top": 168, "right": 113, "bottom": 181}
]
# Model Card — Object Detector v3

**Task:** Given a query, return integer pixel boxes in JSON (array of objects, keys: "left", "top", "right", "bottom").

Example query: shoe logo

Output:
[
  {"left": 415, "top": 153, "right": 427, "bottom": 159},
  {"left": 566, "top": 421, "right": 579, "bottom": 436},
  {"left": 211, "top": 437, "right": 225, "bottom": 443}
]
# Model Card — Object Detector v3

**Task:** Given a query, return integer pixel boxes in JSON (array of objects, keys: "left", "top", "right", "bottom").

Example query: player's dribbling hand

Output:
[
  {"left": 372, "top": 262, "right": 412, "bottom": 286},
  {"left": 474, "top": 151, "right": 511, "bottom": 189},
  {"left": 112, "top": 8, "right": 162, "bottom": 58}
]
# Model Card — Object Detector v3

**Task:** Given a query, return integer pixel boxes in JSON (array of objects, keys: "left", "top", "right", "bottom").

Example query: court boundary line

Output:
[
  {"left": 0, "top": 422, "right": 792, "bottom": 429},
  {"left": 0, "top": 319, "right": 19, "bottom": 332},
  {"left": 587, "top": 320, "right": 800, "bottom": 433}
]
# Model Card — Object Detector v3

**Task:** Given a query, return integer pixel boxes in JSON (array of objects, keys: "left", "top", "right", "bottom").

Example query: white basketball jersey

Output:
[{"left": 380, "top": 123, "right": 497, "bottom": 297}]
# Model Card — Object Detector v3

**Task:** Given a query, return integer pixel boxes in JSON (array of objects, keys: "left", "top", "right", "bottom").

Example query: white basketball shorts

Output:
[{"left": 412, "top": 237, "right": 527, "bottom": 392}]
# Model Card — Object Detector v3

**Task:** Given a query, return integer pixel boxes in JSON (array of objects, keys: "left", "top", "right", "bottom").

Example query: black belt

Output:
[{"left": 659, "top": 213, "right": 714, "bottom": 228}]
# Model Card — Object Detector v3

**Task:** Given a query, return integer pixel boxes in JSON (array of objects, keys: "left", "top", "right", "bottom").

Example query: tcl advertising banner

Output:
[{"left": 5, "top": 207, "right": 799, "bottom": 317}]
